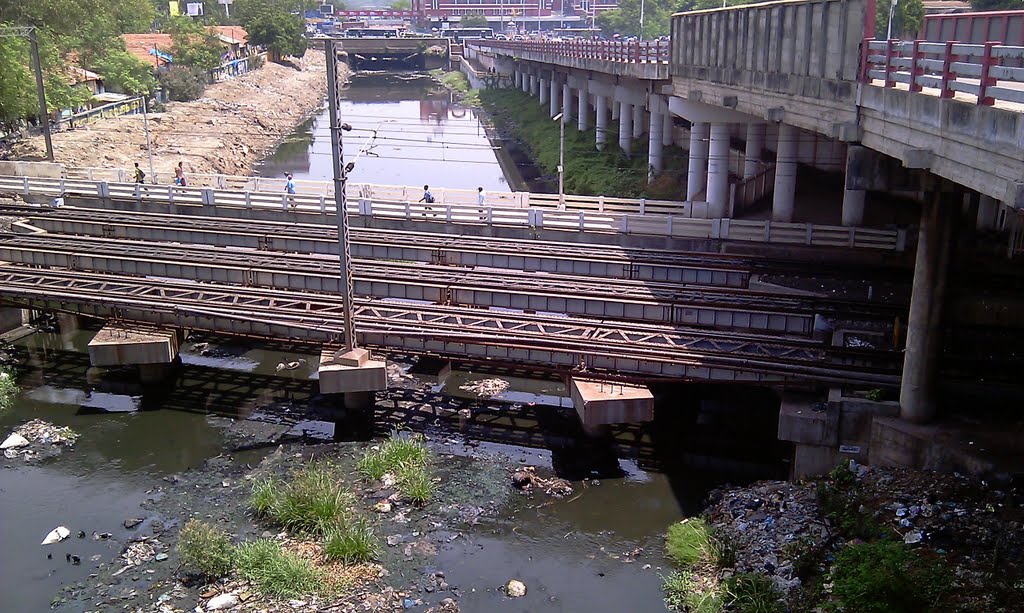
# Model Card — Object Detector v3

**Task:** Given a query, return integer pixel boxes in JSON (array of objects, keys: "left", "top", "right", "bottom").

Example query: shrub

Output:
[
  {"left": 665, "top": 518, "right": 731, "bottom": 568},
  {"left": 397, "top": 463, "right": 435, "bottom": 505},
  {"left": 439, "top": 70, "right": 470, "bottom": 93},
  {"left": 249, "top": 463, "right": 353, "bottom": 535},
  {"left": 817, "top": 465, "right": 883, "bottom": 540},
  {"left": 234, "top": 539, "right": 326, "bottom": 599},
  {"left": 177, "top": 519, "right": 234, "bottom": 578},
  {"left": 357, "top": 432, "right": 430, "bottom": 481},
  {"left": 865, "top": 388, "right": 884, "bottom": 402},
  {"left": 158, "top": 66, "right": 209, "bottom": 102},
  {"left": 662, "top": 571, "right": 723, "bottom": 613},
  {"left": 323, "top": 518, "right": 378, "bottom": 564},
  {"left": 0, "top": 366, "right": 17, "bottom": 412},
  {"left": 723, "top": 573, "right": 784, "bottom": 613},
  {"left": 830, "top": 541, "right": 952, "bottom": 613}
]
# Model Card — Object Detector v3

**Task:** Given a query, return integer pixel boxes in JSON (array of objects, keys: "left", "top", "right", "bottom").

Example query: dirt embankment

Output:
[{"left": 12, "top": 50, "right": 338, "bottom": 178}]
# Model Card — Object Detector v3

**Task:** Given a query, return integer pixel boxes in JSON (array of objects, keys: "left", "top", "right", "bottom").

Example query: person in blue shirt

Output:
[{"left": 285, "top": 173, "right": 297, "bottom": 209}]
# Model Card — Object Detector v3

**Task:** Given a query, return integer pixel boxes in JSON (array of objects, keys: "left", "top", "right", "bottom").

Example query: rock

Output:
[
  {"left": 505, "top": 579, "right": 527, "bottom": 598},
  {"left": 123, "top": 518, "right": 144, "bottom": 529},
  {"left": 387, "top": 534, "right": 405, "bottom": 546},
  {"left": 512, "top": 470, "right": 534, "bottom": 490},
  {"left": 1, "top": 433, "right": 29, "bottom": 449},
  {"left": 41, "top": 526, "right": 71, "bottom": 545},
  {"left": 375, "top": 501, "right": 393, "bottom": 513},
  {"left": 904, "top": 530, "right": 924, "bottom": 544},
  {"left": 381, "top": 473, "right": 398, "bottom": 488},
  {"left": 207, "top": 593, "right": 238, "bottom": 610},
  {"left": 155, "top": 553, "right": 169, "bottom": 561}
]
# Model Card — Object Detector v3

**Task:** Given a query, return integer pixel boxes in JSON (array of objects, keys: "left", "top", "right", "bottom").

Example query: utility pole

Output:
[
  {"left": 325, "top": 39, "right": 357, "bottom": 354},
  {"left": 886, "top": 0, "right": 899, "bottom": 41},
  {"left": 1, "top": 26, "right": 54, "bottom": 161},
  {"left": 141, "top": 96, "right": 155, "bottom": 183},
  {"left": 553, "top": 112, "right": 565, "bottom": 209},
  {"left": 639, "top": 0, "right": 645, "bottom": 41}
]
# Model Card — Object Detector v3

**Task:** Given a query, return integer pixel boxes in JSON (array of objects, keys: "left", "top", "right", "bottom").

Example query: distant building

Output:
[
  {"left": 121, "top": 33, "right": 175, "bottom": 70},
  {"left": 409, "top": 0, "right": 615, "bottom": 31},
  {"left": 69, "top": 67, "right": 105, "bottom": 96}
]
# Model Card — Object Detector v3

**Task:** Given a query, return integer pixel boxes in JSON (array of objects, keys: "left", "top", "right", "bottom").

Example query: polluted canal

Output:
[{"left": 0, "top": 314, "right": 788, "bottom": 612}]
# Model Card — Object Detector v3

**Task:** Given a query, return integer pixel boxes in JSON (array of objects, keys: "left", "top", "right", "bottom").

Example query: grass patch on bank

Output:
[
  {"left": 723, "top": 573, "right": 785, "bottom": 613},
  {"left": 480, "top": 88, "right": 686, "bottom": 199},
  {"left": 0, "top": 366, "right": 18, "bottom": 412},
  {"left": 235, "top": 539, "right": 331, "bottom": 599},
  {"left": 177, "top": 520, "right": 234, "bottom": 578},
  {"left": 324, "top": 518, "right": 378, "bottom": 564},
  {"left": 435, "top": 70, "right": 481, "bottom": 106},
  {"left": 358, "top": 432, "right": 435, "bottom": 505},
  {"left": 663, "top": 571, "right": 724, "bottom": 613},
  {"left": 666, "top": 518, "right": 733, "bottom": 569},
  {"left": 249, "top": 462, "right": 354, "bottom": 535},
  {"left": 829, "top": 541, "right": 952, "bottom": 613}
]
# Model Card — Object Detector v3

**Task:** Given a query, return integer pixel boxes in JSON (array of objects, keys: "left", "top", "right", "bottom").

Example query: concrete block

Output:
[
  {"left": 318, "top": 348, "right": 386, "bottom": 395},
  {"left": 570, "top": 378, "right": 653, "bottom": 428},
  {"left": 0, "top": 160, "right": 64, "bottom": 178},
  {"left": 791, "top": 444, "right": 841, "bottom": 479},
  {"left": 902, "top": 148, "right": 934, "bottom": 169},
  {"left": 88, "top": 325, "right": 179, "bottom": 367},
  {"left": 777, "top": 393, "right": 837, "bottom": 446}
]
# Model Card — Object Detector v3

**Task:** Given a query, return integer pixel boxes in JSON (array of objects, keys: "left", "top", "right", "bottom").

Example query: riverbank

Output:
[
  {"left": 479, "top": 88, "right": 688, "bottom": 199},
  {"left": 661, "top": 464, "right": 1024, "bottom": 612},
  {"left": 10, "top": 51, "right": 333, "bottom": 178}
]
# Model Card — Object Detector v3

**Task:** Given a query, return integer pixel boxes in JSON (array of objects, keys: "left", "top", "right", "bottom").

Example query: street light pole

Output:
[
  {"left": 325, "top": 39, "right": 357, "bottom": 354},
  {"left": 27, "top": 29, "right": 54, "bottom": 162},
  {"left": 886, "top": 0, "right": 899, "bottom": 41},
  {"left": 553, "top": 112, "right": 564, "bottom": 209},
  {"left": 141, "top": 96, "right": 155, "bottom": 184},
  {"left": 639, "top": 0, "right": 645, "bottom": 41}
]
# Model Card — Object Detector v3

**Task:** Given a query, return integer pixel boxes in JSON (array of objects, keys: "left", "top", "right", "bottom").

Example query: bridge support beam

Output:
[
  {"left": 772, "top": 123, "right": 799, "bottom": 222},
  {"left": 539, "top": 77, "right": 549, "bottom": 105},
  {"left": 529, "top": 74, "right": 537, "bottom": 96},
  {"left": 648, "top": 95, "right": 667, "bottom": 180},
  {"left": 841, "top": 144, "right": 867, "bottom": 226},
  {"left": 577, "top": 89, "right": 590, "bottom": 131},
  {"left": 570, "top": 377, "right": 654, "bottom": 430},
  {"left": 612, "top": 100, "right": 620, "bottom": 120},
  {"left": 549, "top": 76, "right": 560, "bottom": 118},
  {"left": 744, "top": 123, "right": 765, "bottom": 179},
  {"left": 662, "top": 112, "right": 674, "bottom": 147},
  {"left": 88, "top": 324, "right": 181, "bottom": 384},
  {"left": 707, "top": 123, "right": 731, "bottom": 216},
  {"left": 686, "top": 122, "right": 710, "bottom": 201},
  {"left": 900, "top": 192, "right": 954, "bottom": 424},
  {"left": 318, "top": 347, "right": 387, "bottom": 410},
  {"left": 618, "top": 102, "right": 633, "bottom": 156},
  {"left": 562, "top": 83, "right": 573, "bottom": 124},
  {"left": 595, "top": 96, "right": 609, "bottom": 150},
  {"left": 632, "top": 104, "right": 644, "bottom": 139},
  {"left": 977, "top": 195, "right": 999, "bottom": 231}
]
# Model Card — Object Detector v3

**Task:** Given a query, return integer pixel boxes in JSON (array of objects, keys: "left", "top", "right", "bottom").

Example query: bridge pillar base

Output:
[
  {"left": 318, "top": 348, "right": 387, "bottom": 397},
  {"left": 570, "top": 378, "right": 653, "bottom": 429},
  {"left": 88, "top": 324, "right": 180, "bottom": 369},
  {"left": 686, "top": 123, "right": 710, "bottom": 201},
  {"left": 976, "top": 195, "right": 999, "bottom": 231}
]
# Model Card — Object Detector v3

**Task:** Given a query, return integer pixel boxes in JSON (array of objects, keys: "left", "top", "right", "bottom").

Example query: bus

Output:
[
  {"left": 442, "top": 28, "right": 494, "bottom": 43},
  {"left": 344, "top": 27, "right": 402, "bottom": 38}
]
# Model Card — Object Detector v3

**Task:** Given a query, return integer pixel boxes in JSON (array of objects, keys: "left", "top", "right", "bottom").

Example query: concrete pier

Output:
[
  {"left": 88, "top": 324, "right": 180, "bottom": 383},
  {"left": 772, "top": 123, "right": 799, "bottom": 222},
  {"left": 549, "top": 76, "right": 560, "bottom": 118},
  {"left": 706, "top": 123, "right": 731, "bottom": 214},
  {"left": 562, "top": 83, "right": 573, "bottom": 124},
  {"left": 842, "top": 145, "right": 867, "bottom": 226},
  {"left": 632, "top": 104, "right": 644, "bottom": 139},
  {"left": 539, "top": 77, "right": 549, "bottom": 105},
  {"left": 570, "top": 378, "right": 654, "bottom": 429},
  {"left": 318, "top": 347, "right": 387, "bottom": 410},
  {"left": 577, "top": 89, "right": 590, "bottom": 131},
  {"left": 744, "top": 123, "right": 765, "bottom": 178},
  {"left": 594, "top": 95, "right": 609, "bottom": 150},
  {"left": 686, "top": 122, "right": 710, "bottom": 200},
  {"left": 618, "top": 101, "right": 633, "bottom": 155}
]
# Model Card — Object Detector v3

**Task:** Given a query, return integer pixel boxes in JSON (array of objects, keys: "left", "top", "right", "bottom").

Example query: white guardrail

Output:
[{"left": 0, "top": 175, "right": 906, "bottom": 251}]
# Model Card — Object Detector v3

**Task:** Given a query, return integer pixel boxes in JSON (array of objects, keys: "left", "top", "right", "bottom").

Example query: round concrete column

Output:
[
  {"left": 977, "top": 195, "right": 999, "bottom": 231},
  {"left": 648, "top": 111, "right": 664, "bottom": 180},
  {"left": 612, "top": 100, "right": 620, "bottom": 120},
  {"left": 529, "top": 74, "right": 537, "bottom": 95},
  {"left": 772, "top": 123, "right": 799, "bottom": 222},
  {"left": 841, "top": 144, "right": 866, "bottom": 226},
  {"left": 662, "top": 112, "right": 674, "bottom": 147},
  {"left": 577, "top": 90, "right": 590, "bottom": 131},
  {"left": 632, "top": 104, "right": 644, "bottom": 139},
  {"left": 900, "top": 193, "right": 954, "bottom": 423},
  {"left": 562, "top": 83, "right": 572, "bottom": 124},
  {"left": 743, "top": 123, "right": 765, "bottom": 179},
  {"left": 594, "top": 95, "right": 609, "bottom": 150},
  {"left": 686, "top": 123, "right": 710, "bottom": 201},
  {"left": 706, "top": 123, "right": 731, "bottom": 216},
  {"left": 539, "top": 78, "right": 549, "bottom": 105},
  {"left": 618, "top": 101, "right": 633, "bottom": 156},
  {"left": 550, "top": 77, "right": 560, "bottom": 118}
]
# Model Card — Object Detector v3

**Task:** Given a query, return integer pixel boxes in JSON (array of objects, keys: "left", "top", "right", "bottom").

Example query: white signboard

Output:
[
  {"left": 218, "top": 0, "right": 233, "bottom": 5},
  {"left": 186, "top": 2, "right": 204, "bottom": 16}
]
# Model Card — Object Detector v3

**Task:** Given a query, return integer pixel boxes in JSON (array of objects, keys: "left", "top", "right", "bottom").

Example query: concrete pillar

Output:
[
  {"left": 612, "top": 100, "right": 620, "bottom": 120},
  {"left": 662, "top": 112, "right": 674, "bottom": 147},
  {"left": 318, "top": 347, "right": 387, "bottom": 397},
  {"left": 841, "top": 144, "right": 867, "bottom": 226},
  {"left": 618, "top": 101, "right": 633, "bottom": 156},
  {"left": 578, "top": 91, "right": 590, "bottom": 131},
  {"left": 549, "top": 76, "right": 560, "bottom": 118},
  {"left": 594, "top": 95, "right": 609, "bottom": 150},
  {"left": 743, "top": 123, "right": 765, "bottom": 179},
  {"left": 571, "top": 378, "right": 654, "bottom": 429},
  {"left": 686, "top": 123, "right": 710, "bottom": 201},
  {"left": 648, "top": 109, "right": 664, "bottom": 180},
  {"left": 88, "top": 324, "right": 181, "bottom": 383},
  {"left": 562, "top": 83, "right": 572, "bottom": 124},
  {"left": 977, "top": 195, "right": 999, "bottom": 231},
  {"left": 900, "top": 193, "right": 954, "bottom": 423},
  {"left": 529, "top": 74, "right": 537, "bottom": 96},
  {"left": 632, "top": 104, "right": 644, "bottom": 139},
  {"left": 772, "top": 123, "right": 799, "bottom": 222},
  {"left": 539, "top": 77, "right": 548, "bottom": 104},
  {"left": 706, "top": 123, "right": 731, "bottom": 214}
]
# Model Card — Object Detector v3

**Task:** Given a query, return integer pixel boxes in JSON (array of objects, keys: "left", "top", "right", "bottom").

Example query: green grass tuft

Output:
[
  {"left": 323, "top": 518, "right": 379, "bottom": 565},
  {"left": 234, "top": 539, "right": 327, "bottom": 599},
  {"left": 177, "top": 519, "right": 234, "bottom": 578},
  {"left": 357, "top": 432, "right": 430, "bottom": 481},
  {"left": 723, "top": 572, "right": 784, "bottom": 613},
  {"left": 397, "top": 462, "right": 436, "bottom": 505},
  {"left": 665, "top": 518, "right": 730, "bottom": 568},
  {"left": 250, "top": 478, "right": 277, "bottom": 517},
  {"left": 0, "top": 366, "right": 18, "bottom": 412},
  {"left": 829, "top": 541, "right": 952, "bottom": 613},
  {"left": 249, "top": 463, "right": 354, "bottom": 536},
  {"left": 662, "top": 571, "right": 724, "bottom": 613}
]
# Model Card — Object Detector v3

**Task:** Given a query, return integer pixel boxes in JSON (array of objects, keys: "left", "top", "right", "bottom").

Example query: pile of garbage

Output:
[
  {"left": 1, "top": 419, "right": 79, "bottom": 460},
  {"left": 458, "top": 378, "right": 509, "bottom": 398},
  {"left": 511, "top": 466, "right": 574, "bottom": 498}
]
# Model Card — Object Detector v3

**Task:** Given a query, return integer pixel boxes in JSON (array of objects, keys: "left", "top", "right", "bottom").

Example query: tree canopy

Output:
[
  {"left": 969, "top": 0, "right": 1023, "bottom": 9},
  {"left": 234, "top": 0, "right": 308, "bottom": 59},
  {"left": 875, "top": 0, "right": 925, "bottom": 39},
  {"left": 596, "top": 0, "right": 759, "bottom": 39},
  {"left": 460, "top": 14, "right": 490, "bottom": 28},
  {"left": 166, "top": 16, "right": 224, "bottom": 69}
]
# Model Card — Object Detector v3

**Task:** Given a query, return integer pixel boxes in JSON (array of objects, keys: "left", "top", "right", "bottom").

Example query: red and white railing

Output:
[
  {"left": 474, "top": 39, "right": 670, "bottom": 64},
  {"left": 860, "top": 38, "right": 1024, "bottom": 106}
]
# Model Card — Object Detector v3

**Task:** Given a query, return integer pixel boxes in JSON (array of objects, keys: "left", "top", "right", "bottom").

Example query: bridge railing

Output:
[
  {"left": 0, "top": 175, "right": 906, "bottom": 251},
  {"left": 474, "top": 39, "right": 670, "bottom": 64},
  {"left": 861, "top": 39, "right": 1024, "bottom": 106}
]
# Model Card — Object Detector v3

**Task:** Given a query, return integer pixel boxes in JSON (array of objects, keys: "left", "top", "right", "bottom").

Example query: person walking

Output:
[
  {"left": 285, "top": 173, "right": 297, "bottom": 208},
  {"left": 419, "top": 184, "right": 435, "bottom": 217},
  {"left": 477, "top": 186, "right": 486, "bottom": 205},
  {"left": 133, "top": 162, "right": 146, "bottom": 184},
  {"left": 174, "top": 161, "right": 187, "bottom": 187}
]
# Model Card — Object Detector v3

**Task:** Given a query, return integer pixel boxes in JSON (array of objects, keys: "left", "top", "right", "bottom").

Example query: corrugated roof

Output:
[{"left": 121, "top": 33, "right": 175, "bottom": 68}]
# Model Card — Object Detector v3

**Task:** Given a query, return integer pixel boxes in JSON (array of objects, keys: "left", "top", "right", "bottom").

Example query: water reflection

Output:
[{"left": 257, "top": 73, "right": 511, "bottom": 192}]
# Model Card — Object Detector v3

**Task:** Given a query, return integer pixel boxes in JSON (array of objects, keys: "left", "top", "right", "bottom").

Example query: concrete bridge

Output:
[{"left": 327, "top": 36, "right": 450, "bottom": 70}]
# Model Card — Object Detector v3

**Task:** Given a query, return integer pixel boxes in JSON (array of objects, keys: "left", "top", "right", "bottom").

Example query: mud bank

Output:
[{"left": 11, "top": 51, "right": 334, "bottom": 177}]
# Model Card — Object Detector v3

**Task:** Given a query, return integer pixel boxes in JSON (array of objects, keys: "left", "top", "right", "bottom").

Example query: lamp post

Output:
[
  {"left": 553, "top": 112, "right": 564, "bottom": 209},
  {"left": 639, "top": 0, "right": 645, "bottom": 41},
  {"left": 886, "top": 0, "right": 899, "bottom": 41}
]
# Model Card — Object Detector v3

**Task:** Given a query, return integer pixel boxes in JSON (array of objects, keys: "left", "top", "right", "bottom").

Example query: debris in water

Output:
[
  {"left": 41, "top": 526, "right": 71, "bottom": 545},
  {"left": 505, "top": 578, "right": 527, "bottom": 597},
  {"left": 458, "top": 378, "right": 509, "bottom": 397},
  {"left": 1, "top": 433, "right": 29, "bottom": 449}
]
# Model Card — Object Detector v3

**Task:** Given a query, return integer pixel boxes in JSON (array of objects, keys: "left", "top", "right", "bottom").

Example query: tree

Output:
[
  {"left": 461, "top": 14, "right": 490, "bottom": 28},
  {"left": 235, "top": 0, "right": 308, "bottom": 60},
  {"left": 390, "top": 0, "right": 412, "bottom": 9},
  {"left": 876, "top": 0, "right": 925, "bottom": 39},
  {"left": 167, "top": 16, "right": 224, "bottom": 69},
  {"left": 88, "top": 46, "right": 158, "bottom": 94},
  {"left": 969, "top": 0, "right": 1023, "bottom": 9}
]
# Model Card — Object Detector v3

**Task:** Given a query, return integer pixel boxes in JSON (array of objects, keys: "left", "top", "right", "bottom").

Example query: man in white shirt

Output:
[{"left": 477, "top": 186, "right": 486, "bottom": 205}]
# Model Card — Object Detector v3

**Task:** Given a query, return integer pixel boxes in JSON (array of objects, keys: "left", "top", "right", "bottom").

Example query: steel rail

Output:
[{"left": 0, "top": 266, "right": 903, "bottom": 384}]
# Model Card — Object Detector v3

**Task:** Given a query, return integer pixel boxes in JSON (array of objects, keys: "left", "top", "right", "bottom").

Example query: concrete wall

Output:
[{"left": 0, "top": 161, "right": 64, "bottom": 178}]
